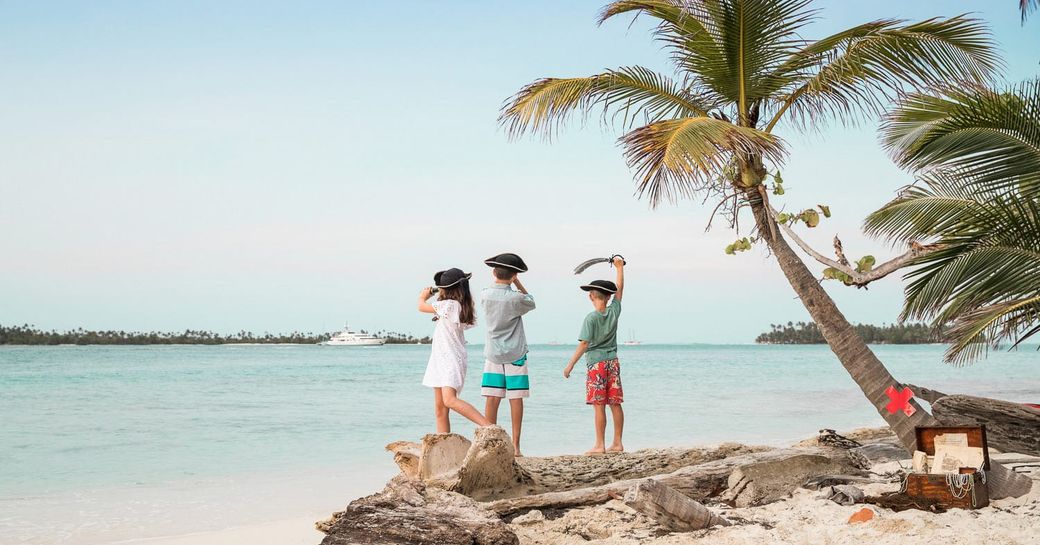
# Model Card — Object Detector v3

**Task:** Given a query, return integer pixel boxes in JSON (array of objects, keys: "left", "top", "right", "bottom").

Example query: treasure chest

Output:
[{"left": 905, "top": 426, "right": 990, "bottom": 509}]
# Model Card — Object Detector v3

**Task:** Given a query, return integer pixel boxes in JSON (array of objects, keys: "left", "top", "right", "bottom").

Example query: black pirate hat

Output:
[
  {"left": 434, "top": 268, "right": 472, "bottom": 289},
  {"left": 484, "top": 252, "right": 528, "bottom": 273},
  {"left": 580, "top": 280, "right": 617, "bottom": 295}
]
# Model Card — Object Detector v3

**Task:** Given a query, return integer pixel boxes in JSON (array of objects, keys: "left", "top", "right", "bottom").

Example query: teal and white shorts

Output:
[{"left": 481, "top": 355, "right": 530, "bottom": 399}]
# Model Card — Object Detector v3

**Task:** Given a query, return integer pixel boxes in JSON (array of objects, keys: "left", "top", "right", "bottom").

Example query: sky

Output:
[{"left": 1, "top": 1, "right": 1038, "bottom": 344}]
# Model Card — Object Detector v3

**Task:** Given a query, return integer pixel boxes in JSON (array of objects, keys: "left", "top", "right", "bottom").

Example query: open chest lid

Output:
[{"left": 914, "top": 425, "right": 991, "bottom": 470}]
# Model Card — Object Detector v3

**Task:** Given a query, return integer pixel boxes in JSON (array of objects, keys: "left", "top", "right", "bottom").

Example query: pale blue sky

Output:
[{"left": 1, "top": 1, "right": 1037, "bottom": 343}]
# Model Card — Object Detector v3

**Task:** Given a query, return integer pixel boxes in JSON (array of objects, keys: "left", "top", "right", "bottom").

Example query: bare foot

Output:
[
  {"left": 584, "top": 447, "right": 606, "bottom": 455},
  {"left": 607, "top": 444, "right": 625, "bottom": 453},
  {"left": 514, "top": 446, "right": 523, "bottom": 458}
]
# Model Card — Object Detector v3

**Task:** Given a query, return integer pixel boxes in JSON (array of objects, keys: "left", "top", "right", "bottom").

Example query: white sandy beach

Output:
[
  {"left": 512, "top": 473, "right": 1040, "bottom": 545},
  {"left": 116, "top": 516, "right": 324, "bottom": 545},
  {"left": 126, "top": 461, "right": 1039, "bottom": 545}
]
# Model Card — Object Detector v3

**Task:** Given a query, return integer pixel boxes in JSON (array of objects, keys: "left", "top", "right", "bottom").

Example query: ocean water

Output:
[{"left": 2, "top": 344, "right": 1038, "bottom": 544}]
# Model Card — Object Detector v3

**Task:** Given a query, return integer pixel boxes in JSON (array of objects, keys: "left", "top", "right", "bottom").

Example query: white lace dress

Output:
[{"left": 422, "top": 299, "right": 474, "bottom": 392}]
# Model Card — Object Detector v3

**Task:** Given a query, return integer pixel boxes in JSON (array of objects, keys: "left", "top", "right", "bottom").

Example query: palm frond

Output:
[
  {"left": 620, "top": 116, "right": 786, "bottom": 205},
  {"left": 863, "top": 182, "right": 983, "bottom": 243},
  {"left": 869, "top": 105, "right": 1040, "bottom": 365},
  {"left": 499, "top": 66, "right": 711, "bottom": 139},
  {"left": 943, "top": 296, "right": 1040, "bottom": 364},
  {"left": 881, "top": 78, "right": 1040, "bottom": 197},
  {"left": 1023, "top": 0, "right": 1039, "bottom": 23},
  {"left": 600, "top": 0, "right": 816, "bottom": 116},
  {"left": 765, "top": 15, "right": 1000, "bottom": 130}
]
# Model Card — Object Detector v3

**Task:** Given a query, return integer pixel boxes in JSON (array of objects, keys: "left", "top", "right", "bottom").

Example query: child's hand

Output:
[
  {"left": 420, "top": 287, "right": 433, "bottom": 300},
  {"left": 612, "top": 255, "right": 625, "bottom": 267},
  {"left": 563, "top": 365, "right": 573, "bottom": 379}
]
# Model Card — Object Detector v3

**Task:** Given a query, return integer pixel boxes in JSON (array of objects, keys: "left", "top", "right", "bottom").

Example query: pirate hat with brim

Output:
[
  {"left": 580, "top": 280, "right": 617, "bottom": 295},
  {"left": 484, "top": 253, "right": 528, "bottom": 272},
  {"left": 434, "top": 268, "right": 472, "bottom": 289}
]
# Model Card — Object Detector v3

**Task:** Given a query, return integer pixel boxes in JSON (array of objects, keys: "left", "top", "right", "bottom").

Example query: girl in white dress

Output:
[{"left": 418, "top": 268, "right": 490, "bottom": 433}]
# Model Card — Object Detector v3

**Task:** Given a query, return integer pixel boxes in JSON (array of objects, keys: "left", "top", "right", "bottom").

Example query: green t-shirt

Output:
[{"left": 579, "top": 300, "right": 621, "bottom": 364}]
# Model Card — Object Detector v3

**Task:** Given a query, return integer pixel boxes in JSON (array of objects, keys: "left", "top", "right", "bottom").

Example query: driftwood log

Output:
[
  {"left": 623, "top": 479, "right": 731, "bottom": 531},
  {"left": 486, "top": 447, "right": 860, "bottom": 516},
  {"left": 904, "top": 385, "right": 1040, "bottom": 456},
  {"left": 931, "top": 395, "right": 1040, "bottom": 456},
  {"left": 317, "top": 475, "right": 518, "bottom": 545}
]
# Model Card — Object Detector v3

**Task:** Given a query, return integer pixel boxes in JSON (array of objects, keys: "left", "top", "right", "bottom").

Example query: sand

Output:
[
  {"left": 114, "top": 516, "right": 323, "bottom": 545},
  {"left": 512, "top": 470, "right": 1040, "bottom": 545}
]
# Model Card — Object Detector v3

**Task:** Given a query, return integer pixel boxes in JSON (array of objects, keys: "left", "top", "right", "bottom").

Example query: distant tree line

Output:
[
  {"left": 366, "top": 330, "right": 432, "bottom": 345},
  {"left": 756, "top": 321, "right": 941, "bottom": 345},
  {"left": 0, "top": 324, "right": 430, "bottom": 345}
]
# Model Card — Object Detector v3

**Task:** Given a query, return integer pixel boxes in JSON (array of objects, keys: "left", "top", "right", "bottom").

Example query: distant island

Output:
[
  {"left": 0, "top": 324, "right": 431, "bottom": 345},
  {"left": 756, "top": 321, "right": 940, "bottom": 345}
]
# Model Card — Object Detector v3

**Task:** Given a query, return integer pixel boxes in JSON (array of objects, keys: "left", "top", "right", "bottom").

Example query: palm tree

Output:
[
  {"left": 865, "top": 79, "right": 1040, "bottom": 365},
  {"left": 500, "top": 0, "right": 1029, "bottom": 496}
]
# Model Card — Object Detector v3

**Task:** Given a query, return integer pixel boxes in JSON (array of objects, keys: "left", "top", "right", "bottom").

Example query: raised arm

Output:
[
  {"left": 563, "top": 341, "right": 589, "bottom": 378},
  {"left": 613, "top": 256, "right": 625, "bottom": 302},
  {"left": 512, "top": 276, "right": 536, "bottom": 314},
  {"left": 417, "top": 287, "right": 436, "bottom": 314}
]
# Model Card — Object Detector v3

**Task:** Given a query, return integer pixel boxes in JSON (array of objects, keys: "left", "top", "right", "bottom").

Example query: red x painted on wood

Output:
[{"left": 885, "top": 385, "right": 916, "bottom": 416}]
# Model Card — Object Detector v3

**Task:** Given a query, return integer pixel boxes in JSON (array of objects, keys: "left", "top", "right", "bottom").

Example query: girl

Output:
[{"left": 418, "top": 267, "right": 490, "bottom": 432}]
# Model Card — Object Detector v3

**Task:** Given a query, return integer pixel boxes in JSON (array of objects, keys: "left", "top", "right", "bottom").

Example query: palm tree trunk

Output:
[{"left": 746, "top": 195, "right": 1031, "bottom": 498}]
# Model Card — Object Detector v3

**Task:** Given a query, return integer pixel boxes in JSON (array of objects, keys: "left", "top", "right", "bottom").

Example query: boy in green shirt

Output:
[{"left": 563, "top": 256, "right": 625, "bottom": 455}]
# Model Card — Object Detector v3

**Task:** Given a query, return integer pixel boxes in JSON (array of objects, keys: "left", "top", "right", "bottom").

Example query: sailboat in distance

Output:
[{"left": 622, "top": 329, "right": 641, "bottom": 346}]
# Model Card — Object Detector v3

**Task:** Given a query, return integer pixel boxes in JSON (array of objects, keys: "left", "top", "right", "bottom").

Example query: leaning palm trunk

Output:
[
  {"left": 747, "top": 194, "right": 1032, "bottom": 498},
  {"left": 748, "top": 195, "right": 930, "bottom": 446},
  {"left": 500, "top": 0, "right": 1029, "bottom": 498}
]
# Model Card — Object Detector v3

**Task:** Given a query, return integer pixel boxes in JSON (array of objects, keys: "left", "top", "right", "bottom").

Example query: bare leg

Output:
[
  {"left": 484, "top": 396, "right": 502, "bottom": 425},
  {"left": 607, "top": 404, "right": 625, "bottom": 452},
  {"left": 509, "top": 398, "right": 524, "bottom": 456},
  {"left": 434, "top": 389, "right": 450, "bottom": 434},
  {"left": 586, "top": 404, "right": 606, "bottom": 455},
  {"left": 441, "top": 387, "right": 491, "bottom": 427}
]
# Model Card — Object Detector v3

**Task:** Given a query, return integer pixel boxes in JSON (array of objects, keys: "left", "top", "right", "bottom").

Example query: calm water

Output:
[{"left": 2, "top": 344, "right": 1038, "bottom": 544}]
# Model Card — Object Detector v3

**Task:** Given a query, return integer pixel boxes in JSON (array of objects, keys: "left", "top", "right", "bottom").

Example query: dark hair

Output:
[
  {"left": 492, "top": 267, "right": 516, "bottom": 281},
  {"left": 438, "top": 279, "right": 476, "bottom": 325}
]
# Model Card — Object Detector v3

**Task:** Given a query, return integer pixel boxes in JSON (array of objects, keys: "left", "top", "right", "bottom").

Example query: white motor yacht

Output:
[{"left": 320, "top": 326, "right": 386, "bottom": 346}]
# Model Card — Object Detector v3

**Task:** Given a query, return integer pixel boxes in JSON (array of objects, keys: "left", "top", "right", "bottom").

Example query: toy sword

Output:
[{"left": 573, "top": 254, "right": 626, "bottom": 274}]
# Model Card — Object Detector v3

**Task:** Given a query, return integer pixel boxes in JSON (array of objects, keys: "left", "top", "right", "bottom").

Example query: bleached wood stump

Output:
[{"left": 623, "top": 479, "right": 730, "bottom": 531}]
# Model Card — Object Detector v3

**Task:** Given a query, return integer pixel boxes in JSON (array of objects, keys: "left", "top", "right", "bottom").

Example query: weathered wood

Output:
[
  {"left": 486, "top": 447, "right": 853, "bottom": 516},
  {"left": 803, "top": 474, "right": 876, "bottom": 490},
  {"left": 623, "top": 479, "right": 730, "bottom": 531},
  {"left": 864, "top": 491, "right": 948, "bottom": 513},
  {"left": 722, "top": 453, "right": 860, "bottom": 507},
  {"left": 903, "top": 384, "right": 948, "bottom": 405},
  {"left": 386, "top": 427, "right": 530, "bottom": 501},
  {"left": 931, "top": 395, "right": 1040, "bottom": 456},
  {"left": 511, "top": 442, "right": 765, "bottom": 498},
  {"left": 317, "top": 475, "right": 518, "bottom": 545}
]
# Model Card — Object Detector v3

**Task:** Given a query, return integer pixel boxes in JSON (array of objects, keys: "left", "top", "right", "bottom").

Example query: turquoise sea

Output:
[{"left": 2, "top": 344, "right": 1038, "bottom": 544}]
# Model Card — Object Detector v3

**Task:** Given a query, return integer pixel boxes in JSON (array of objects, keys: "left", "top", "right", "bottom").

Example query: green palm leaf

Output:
[
  {"left": 944, "top": 296, "right": 1040, "bottom": 364},
  {"left": 881, "top": 79, "right": 1040, "bottom": 197},
  {"left": 764, "top": 16, "right": 1000, "bottom": 130},
  {"left": 868, "top": 80, "right": 1040, "bottom": 363},
  {"left": 499, "top": 66, "right": 711, "bottom": 138},
  {"left": 620, "top": 116, "right": 785, "bottom": 203},
  {"left": 601, "top": 0, "right": 817, "bottom": 119},
  {"left": 502, "top": 1, "right": 998, "bottom": 212}
]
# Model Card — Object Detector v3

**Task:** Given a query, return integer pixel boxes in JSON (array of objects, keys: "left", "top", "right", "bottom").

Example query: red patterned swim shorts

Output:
[{"left": 585, "top": 358, "right": 623, "bottom": 405}]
